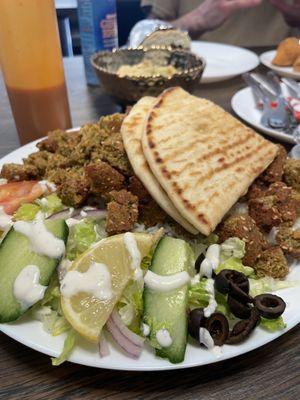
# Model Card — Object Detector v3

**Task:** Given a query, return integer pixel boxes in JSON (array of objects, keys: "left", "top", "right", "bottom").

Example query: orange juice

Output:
[{"left": 0, "top": 0, "right": 72, "bottom": 144}]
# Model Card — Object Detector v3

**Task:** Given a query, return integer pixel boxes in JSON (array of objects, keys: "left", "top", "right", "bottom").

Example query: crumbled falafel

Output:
[
  {"left": 23, "top": 151, "right": 51, "bottom": 176},
  {"left": 276, "top": 222, "right": 300, "bottom": 258},
  {"left": 85, "top": 161, "right": 125, "bottom": 197},
  {"left": 106, "top": 190, "right": 138, "bottom": 235},
  {"left": 128, "top": 176, "right": 151, "bottom": 203},
  {"left": 284, "top": 158, "right": 300, "bottom": 191},
  {"left": 249, "top": 182, "right": 298, "bottom": 231},
  {"left": 58, "top": 167, "right": 90, "bottom": 207},
  {"left": 259, "top": 144, "right": 287, "bottom": 184},
  {"left": 254, "top": 246, "right": 289, "bottom": 279},
  {"left": 0, "top": 163, "right": 39, "bottom": 181},
  {"left": 217, "top": 214, "right": 268, "bottom": 267}
]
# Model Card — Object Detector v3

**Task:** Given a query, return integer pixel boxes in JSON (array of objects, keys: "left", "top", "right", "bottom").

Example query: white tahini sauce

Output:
[
  {"left": 141, "top": 323, "right": 150, "bottom": 337},
  {"left": 265, "top": 227, "right": 279, "bottom": 245},
  {"left": 14, "top": 213, "right": 65, "bottom": 258},
  {"left": 123, "top": 232, "right": 142, "bottom": 282},
  {"left": 156, "top": 329, "right": 173, "bottom": 347},
  {"left": 199, "top": 244, "right": 220, "bottom": 279},
  {"left": 204, "top": 278, "right": 217, "bottom": 318},
  {"left": 199, "top": 327, "right": 214, "bottom": 349},
  {"left": 38, "top": 180, "right": 57, "bottom": 193},
  {"left": 144, "top": 270, "right": 190, "bottom": 292},
  {"left": 13, "top": 265, "right": 47, "bottom": 311},
  {"left": 60, "top": 262, "right": 113, "bottom": 300},
  {"left": 0, "top": 206, "right": 13, "bottom": 231}
]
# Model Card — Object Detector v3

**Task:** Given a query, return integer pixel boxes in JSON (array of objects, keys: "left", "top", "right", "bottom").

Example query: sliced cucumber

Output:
[
  {"left": 0, "top": 219, "right": 68, "bottom": 323},
  {"left": 143, "top": 236, "right": 193, "bottom": 363}
]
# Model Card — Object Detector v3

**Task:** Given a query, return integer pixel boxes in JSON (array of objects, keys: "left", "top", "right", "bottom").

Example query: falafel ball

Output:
[
  {"left": 249, "top": 182, "right": 298, "bottom": 231},
  {"left": 254, "top": 246, "right": 289, "bottom": 279},
  {"left": 284, "top": 158, "right": 300, "bottom": 191},
  {"left": 276, "top": 222, "right": 300, "bottom": 258},
  {"left": 217, "top": 214, "right": 268, "bottom": 267}
]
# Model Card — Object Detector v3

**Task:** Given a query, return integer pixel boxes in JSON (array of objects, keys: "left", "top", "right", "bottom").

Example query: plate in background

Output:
[
  {"left": 260, "top": 50, "right": 300, "bottom": 80},
  {"left": 231, "top": 86, "right": 295, "bottom": 144},
  {"left": 191, "top": 41, "right": 259, "bottom": 83}
]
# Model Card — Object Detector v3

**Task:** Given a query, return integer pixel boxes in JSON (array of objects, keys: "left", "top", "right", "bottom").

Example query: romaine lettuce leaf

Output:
[
  {"left": 118, "top": 280, "right": 143, "bottom": 334},
  {"left": 249, "top": 276, "right": 298, "bottom": 297},
  {"left": 188, "top": 279, "right": 210, "bottom": 309},
  {"left": 14, "top": 193, "right": 64, "bottom": 221},
  {"left": 220, "top": 237, "right": 245, "bottom": 261},
  {"left": 215, "top": 257, "right": 254, "bottom": 277},
  {"left": 51, "top": 329, "right": 76, "bottom": 366},
  {"left": 260, "top": 316, "right": 286, "bottom": 332},
  {"left": 66, "top": 218, "right": 107, "bottom": 261}
]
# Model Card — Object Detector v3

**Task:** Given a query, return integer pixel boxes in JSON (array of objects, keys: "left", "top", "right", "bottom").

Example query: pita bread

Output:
[
  {"left": 142, "top": 87, "right": 278, "bottom": 235},
  {"left": 121, "top": 96, "right": 198, "bottom": 234}
]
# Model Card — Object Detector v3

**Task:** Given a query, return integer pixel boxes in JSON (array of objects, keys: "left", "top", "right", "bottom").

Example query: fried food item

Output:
[
  {"left": 85, "top": 161, "right": 125, "bottom": 197},
  {"left": 37, "top": 129, "right": 81, "bottom": 153},
  {"left": 58, "top": 167, "right": 90, "bottom": 207},
  {"left": 259, "top": 144, "right": 287, "bottom": 184},
  {"left": 99, "top": 133, "right": 132, "bottom": 176},
  {"left": 272, "top": 37, "right": 300, "bottom": 67},
  {"left": 121, "top": 96, "right": 197, "bottom": 234},
  {"left": 249, "top": 182, "right": 298, "bottom": 231},
  {"left": 284, "top": 158, "right": 300, "bottom": 191},
  {"left": 142, "top": 87, "right": 278, "bottom": 235},
  {"left": 106, "top": 190, "right": 139, "bottom": 235},
  {"left": 217, "top": 214, "right": 268, "bottom": 267},
  {"left": 276, "top": 222, "right": 300, "bottom": 258},
  {"left": 0, "top": 163, "right": 39, "bottom": 181},
  {"left": 23, "top": 151, "right": 51, "bottom": 176},
  {"left": 254, "top": 246, "right": 289, "bottom": 279}
]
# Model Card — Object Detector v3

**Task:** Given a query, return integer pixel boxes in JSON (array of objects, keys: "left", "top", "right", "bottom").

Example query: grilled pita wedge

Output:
[
  {"left": 121, "top": 96, "right": 198, "bottom": 234},
  {"left": 142, "top": 87, "right": 278, "bottom": 235}
]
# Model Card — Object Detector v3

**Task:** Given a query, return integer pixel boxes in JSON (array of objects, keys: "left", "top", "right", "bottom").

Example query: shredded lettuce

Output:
[
  {"left": 13, "top": 203, "right": 40, "bottom": 221},
  {"left": 260, "top": 316, "right": 286, "bottom": 332},
  {"left": 220, "top": 237, "right": 245, "bottom": 261},
  {"left": 215, "top": 291, "right": 231, "bottom": 317},
  {"left": 140, "top": 252, "right": 153, "bottom": 271},
  {"left": 118, "top": 280, "right": 143, "bottom": 334},
  {"left": 36, "top": 193, "right": 64, "bottom": 216},
  {"left": 14, "top": 193, "right": 64, "bottom": 221},
  {"left": 188, "top": 279, "right": 210, "bottom": 309},
  {"left": 51, "top": 329, "right": 76, "bottom": 366},
  {"left": 215, "top": 257, "right": 254, "bottom": 277},
  {"left": 66, "top": 218, "right": 107, "bottom": 261},
  {"left": 249, "top": 276, "right": 298, "bottom": 297},
  {"left": 189, "top": 233, "right": 218, "bottom": 260}
]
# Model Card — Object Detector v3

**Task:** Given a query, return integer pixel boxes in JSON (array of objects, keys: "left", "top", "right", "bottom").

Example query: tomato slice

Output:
[{"left": 0, "top": 181, "right": 46, "bottom": 214}]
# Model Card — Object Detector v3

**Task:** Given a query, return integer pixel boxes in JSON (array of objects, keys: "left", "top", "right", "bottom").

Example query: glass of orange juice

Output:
[{"left": 0, "top": 0, "right": 72, "bottom": 144}]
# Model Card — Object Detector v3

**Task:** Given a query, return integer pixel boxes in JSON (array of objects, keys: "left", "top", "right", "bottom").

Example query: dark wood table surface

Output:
[{"left": 0, "top": 54, "right": 299, "bottom": 400}]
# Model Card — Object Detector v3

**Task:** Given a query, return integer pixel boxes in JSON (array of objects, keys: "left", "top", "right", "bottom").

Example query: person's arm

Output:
[
  {"left": 149, "top": 0, "right": 262, "bottom": 39},
  {"left": 270, "top": 0, "right": 300, "bottom": 27}
]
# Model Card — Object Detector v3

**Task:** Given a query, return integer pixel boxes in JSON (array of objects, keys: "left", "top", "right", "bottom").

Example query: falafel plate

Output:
[{"left": 0, "top": 89, "right": 300, "bottom": 370}]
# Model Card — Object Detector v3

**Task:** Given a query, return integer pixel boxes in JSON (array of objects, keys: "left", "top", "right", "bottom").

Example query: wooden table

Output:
[{"left": 0, "top": 56, "right": 299, "bottom": 400}]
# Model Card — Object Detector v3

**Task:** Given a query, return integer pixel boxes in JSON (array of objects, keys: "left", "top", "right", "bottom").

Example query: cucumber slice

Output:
[
  {"left": 0, "top": 219, "right": 68, "bottom": 323},
  {"left": 143, "top": 236, "right": 193, "bottom": 363}
]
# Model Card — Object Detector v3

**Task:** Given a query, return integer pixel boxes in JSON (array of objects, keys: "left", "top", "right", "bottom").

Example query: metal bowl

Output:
[{"left": 91, "top": 46, "right": 205, "bottom": 104}]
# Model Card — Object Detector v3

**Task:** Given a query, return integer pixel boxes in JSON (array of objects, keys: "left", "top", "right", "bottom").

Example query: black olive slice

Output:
[
  {"left": 195, "top": 253, "right": 205, "bottom": 273},
  {"left": 214, "top": 269, "right": 249, "bottom": 295},
  {"left": 205, "top": 313, "right": 229, "bottom": 346},
  {"left": 254, "top": 294, "right": 286, "bottom": 319},
  {"left": 226, "top": 308, "right": 261, "bottom": 344},
  {"left": 188, "top": 308, "right": 206, "bottom": 340},
  {"left": 230, "top": 282, "right": 253, "bottom": 304},
  {"left": 227, "top": 295, "right": 252, "bottom": 319}
]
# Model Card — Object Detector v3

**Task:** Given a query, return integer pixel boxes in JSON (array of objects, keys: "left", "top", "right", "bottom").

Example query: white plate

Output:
[
  {"left": 0, "top": 140, "right": 300, "bottom": 371},
  {"left": 260, "top": 50, "right": 300, "bottom": 80},
  {"left": 231, "top": 86, "right": 295, "bottom": 144},
  {"left": 191, "top": 41, "right": 259, "bottom": 83}
]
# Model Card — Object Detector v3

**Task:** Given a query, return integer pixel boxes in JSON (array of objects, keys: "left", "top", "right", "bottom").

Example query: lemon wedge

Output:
[{"left": 61, "top": 231, "right": 163, "bottom": 342}]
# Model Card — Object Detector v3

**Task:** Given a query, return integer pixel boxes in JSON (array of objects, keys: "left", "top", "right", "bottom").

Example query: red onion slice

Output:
[
  {"left": 99, "top": 330, "right": 110, "bottom": 358},
  {"left": 47, "top": 208, "right": 73, "bottom": 220},
  {"left": 106, "top": 317, "right": 143, "bottom": 359},
  {"left": 111, "top": 310, "right": 145, "bottom": 347}
]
